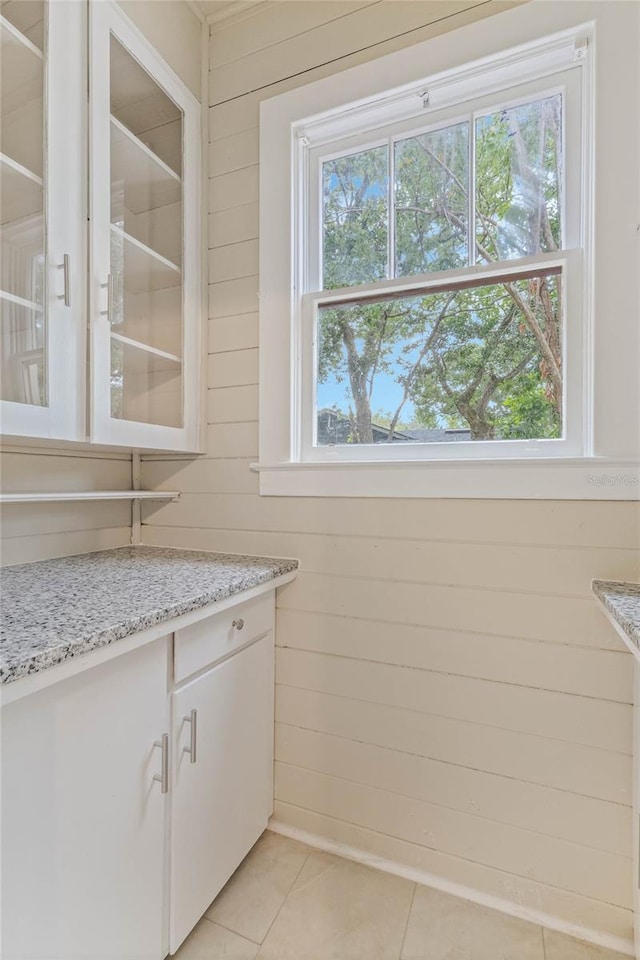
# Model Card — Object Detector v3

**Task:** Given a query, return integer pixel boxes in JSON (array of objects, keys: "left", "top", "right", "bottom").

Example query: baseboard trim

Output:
[{"left": 268, "top": 818, "right": 634, "bottom": 958}]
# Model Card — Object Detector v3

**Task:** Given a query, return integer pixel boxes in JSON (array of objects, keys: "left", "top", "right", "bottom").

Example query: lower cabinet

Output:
[
  {"left": 170, "top": 634, "right": 274, "bottom": 952},
  {"left": 1, "top": 637, "right": 170, "bottom": 960},
  {"left": 1, "top": 591, "right": 276, "bottom": 960}
]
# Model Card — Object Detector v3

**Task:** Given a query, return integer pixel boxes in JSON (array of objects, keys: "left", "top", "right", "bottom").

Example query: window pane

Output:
[
  {"left": 394, "top": 122, "right": 469, "bottom": 275},
  {"left": 322, "top": 146, "right": 388, "bottom": 289},
  {"left": 316, "top": 270, "right": 562, "bottom": 445},
  {"left": 475, "top": 95, "right": 562, "bottom": 261}
]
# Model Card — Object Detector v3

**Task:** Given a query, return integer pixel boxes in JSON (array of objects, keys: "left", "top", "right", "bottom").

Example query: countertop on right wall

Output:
[{"left": 593, "top": 580, "right": 640, "bottom": 657}]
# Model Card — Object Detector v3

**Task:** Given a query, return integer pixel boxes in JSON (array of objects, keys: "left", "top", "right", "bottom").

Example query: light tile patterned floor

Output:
[{"left": 173, "top": 831, "right": 629, "bottom": 960}]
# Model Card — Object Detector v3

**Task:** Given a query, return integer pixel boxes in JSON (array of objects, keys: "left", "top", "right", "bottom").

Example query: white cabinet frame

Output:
[
  {"left": 1, "top": 1, "right": 86, "bottom": 442},
  {"left": 89, "top": 0, "right": 202, "bottom": 452}
]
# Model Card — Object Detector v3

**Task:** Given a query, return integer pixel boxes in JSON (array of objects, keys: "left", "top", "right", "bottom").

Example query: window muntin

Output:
[{"left": 306, "top": 77, "right": 579, "bottom": 456}]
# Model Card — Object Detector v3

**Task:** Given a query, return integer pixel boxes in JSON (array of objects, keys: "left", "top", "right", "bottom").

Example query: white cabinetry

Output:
[
  {"left": 0, "top": 0, "right": 85, "bottom": 441},
  {"left": 0, "top": 0, "right": 202, "bottom": 451},
  {"left": 1, "top": 636, "right": 170, "bottom": 959},
  {"left": 89, "top": 2, "right": 201, "bottom": 451},
  {"left": 1, "top": 589, "right": 278, "bottom": 959},
  {"left": 170, "top": 633, "right": 274, "bottom": 952}
]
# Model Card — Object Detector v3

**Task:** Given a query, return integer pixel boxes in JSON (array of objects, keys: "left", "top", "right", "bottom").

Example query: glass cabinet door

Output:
[
  {"left": 1, "top": 2, "right": 46, "bottom": 414},
  {"left": 0, "top": 0, "right": 85, "bottom": 440},
  {"left": 90, "top": 2, "right": 201, "bottom": 451}
]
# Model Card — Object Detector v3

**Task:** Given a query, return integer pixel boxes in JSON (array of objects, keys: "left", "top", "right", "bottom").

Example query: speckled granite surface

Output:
[
  {"left": 0, "top": 546, "right": 297, "bottom": 684},
  {"left": 593, "top": 580, "right": 640, "bottom": 653}
]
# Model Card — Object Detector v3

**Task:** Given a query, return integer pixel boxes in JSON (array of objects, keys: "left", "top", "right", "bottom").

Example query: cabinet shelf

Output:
[
  {"left": 0, "top": 289, "right": 42, "bottom": 312},
  {"left": 0, "top": 490, "right": 181, "bottom": 504},
  {"left": 111, "top": 332, "right": 182, "bottom": 374},
  {"left": 1, "top": 16, "right": 43, "bottom": 110},
  {"left": 0, "top": 153, "right": 43, "bottom": 225},
  {"left": 111, "top": 224, "right": 181, "bottom": 294},
  {"left": 110, "top": 116, "right": 181, "bottom": 215}
]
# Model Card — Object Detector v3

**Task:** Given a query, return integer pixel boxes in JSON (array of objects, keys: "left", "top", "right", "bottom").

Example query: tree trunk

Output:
[{"left": 340, "top": 317, "right": 374, "bottom": 443}]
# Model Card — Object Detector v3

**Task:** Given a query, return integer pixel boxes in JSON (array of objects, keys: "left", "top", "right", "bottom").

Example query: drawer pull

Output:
[
  {"left": 153, "top": 733, "right": 169, "bottom": 793},
  {"left": 232, "top": 618, "right": 244, "bottom": 631},
  {"left": 183, "top": 709, "right": 197, "bottom": 764}
]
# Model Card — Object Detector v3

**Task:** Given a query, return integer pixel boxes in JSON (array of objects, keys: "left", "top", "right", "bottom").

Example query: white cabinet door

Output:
[
  {"left": 0, "top": 0, "right": 86, "bottom": 441},
  {"left": 1, "top": 637, "right": 170, "bottom": 960},
  {"left": 170, "top": 634, "right": 275, "bottom": 953},
  {"left": 634, "top": 661, "right": 640, "bottom": 959},
  {"left": 89, "top": 0, "right": 202, "bottom": 453}
]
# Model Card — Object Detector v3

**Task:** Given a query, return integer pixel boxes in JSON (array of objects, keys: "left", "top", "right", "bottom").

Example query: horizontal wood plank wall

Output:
[
  {"left": 141, "top": 0, "right": 640, "bottom": 945},
  {"left": 0, "top": 451, "right": 132, "bottom": 566}
]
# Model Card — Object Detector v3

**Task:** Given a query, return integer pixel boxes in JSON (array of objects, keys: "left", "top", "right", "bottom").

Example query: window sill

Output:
[{"left": 252, "top": 457, "right": 640, "bottom": 499}]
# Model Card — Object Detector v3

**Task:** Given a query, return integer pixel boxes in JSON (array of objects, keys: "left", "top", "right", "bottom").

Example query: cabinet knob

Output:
[{"left": 232, "top": 618, "right": 244, "bottom": 631}]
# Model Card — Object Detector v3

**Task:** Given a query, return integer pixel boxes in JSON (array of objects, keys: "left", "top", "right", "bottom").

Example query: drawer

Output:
[{"left": 174, "top": 593, "right": 274, "bottom": 682}]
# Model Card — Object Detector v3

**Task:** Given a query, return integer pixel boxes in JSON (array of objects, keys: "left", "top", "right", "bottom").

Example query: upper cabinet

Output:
[
  {"left": 89, "top": 2, "right": 201, "bottom": 451},
  {"left": 0, "top": 0, "right": 202, "bottom": 452},
  {"left": 0, "top": 0, "right": 85, "bottom": 441}
]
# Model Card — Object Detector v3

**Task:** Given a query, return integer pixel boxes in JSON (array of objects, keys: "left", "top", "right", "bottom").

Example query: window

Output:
[
  {"left": 310, "top": 92, "right": 567, "bottom": 452},
  {"left": 259, "top": 4, "right": 640, "bottom": 497},
  {"left": 301, "top": 70, "right": 583, "bottom": 463}
]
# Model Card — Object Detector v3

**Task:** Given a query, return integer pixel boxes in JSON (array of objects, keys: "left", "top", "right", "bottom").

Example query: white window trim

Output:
[{"left": 258, "top": 1, "right": 640, "bottom": 499}]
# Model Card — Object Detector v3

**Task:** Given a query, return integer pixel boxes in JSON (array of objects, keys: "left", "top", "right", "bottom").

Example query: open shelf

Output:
[
  {"left": 111, "top": 224, "right": 181, "bottom": 294},
  {"left": 111, "top": 332, "right": 181, "bottom": 373},
  {"left": 0, "top": 490, "right": 181, "bottom": 504},
  {"left": 0, "top": 288, "right": 42, "bottom": 312},
  {"left": 110, "top": 116, "right": 181, "bottom": 215},
  {"left": 1, "top": 15, "right": 43, "bottom": 111},
  {"left": 0, "top": 153, "right": 43, "bottom": 225}
]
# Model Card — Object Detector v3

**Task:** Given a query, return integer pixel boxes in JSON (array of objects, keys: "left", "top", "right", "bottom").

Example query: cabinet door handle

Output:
[
  {"left": 153, "top": 733, "right": 169, "bottom": 793},
  {"left": 57, "top": 254, "right": 71, "bottom": 307},
  {"left": 183, "top": 709, "right": 197, "bottom": 764},
  {"left": 232, "top": 618, "right": 244, "bottom": 631},
  {"left": 100, "top": 274, "right": 113, "bottom": 323}
]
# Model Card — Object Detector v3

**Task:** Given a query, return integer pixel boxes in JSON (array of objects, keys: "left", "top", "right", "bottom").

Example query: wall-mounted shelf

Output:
[{"left": 0, "top": 491, "right": 180, "bottom": 504}]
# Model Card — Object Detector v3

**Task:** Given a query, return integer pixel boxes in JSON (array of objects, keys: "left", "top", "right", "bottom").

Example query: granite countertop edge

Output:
[
  {"left": 592, "top": 579, "right": 640, "bottom": 651},
  {"left": 0, "top": 547, "right": 298, "bottom": 685}
]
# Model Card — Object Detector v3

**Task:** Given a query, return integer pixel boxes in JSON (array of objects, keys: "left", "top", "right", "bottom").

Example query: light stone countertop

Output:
[
  {"left": 592, "top": 580, "right": 640, "bottom": 656},
  {"left": 0, "top": 546, "right": 298, "bottom": 684}
]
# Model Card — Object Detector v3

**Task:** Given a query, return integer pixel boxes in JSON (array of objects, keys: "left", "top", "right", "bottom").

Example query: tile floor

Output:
[{"left": 174, "top": 830, "right": 629, "bottom": 960}]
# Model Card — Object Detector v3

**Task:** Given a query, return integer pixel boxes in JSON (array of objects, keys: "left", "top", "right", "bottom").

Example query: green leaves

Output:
[
  {"left": 317, "top": 94, "right": 564, "bottom": 445},
  {"left": 323, "top": 147, "right": 388, "bottom": 288}
]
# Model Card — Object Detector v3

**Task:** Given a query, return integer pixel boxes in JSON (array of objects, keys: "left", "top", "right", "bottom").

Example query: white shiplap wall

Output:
[
  {"left": 0, "top": 449, "right": 133, "bottom": 566},
  {"left": 141, "top": 0, "right": 640, "bottom": 948},
  {"left": 0, "top": 0, "right": 202, "bottom": 568}
]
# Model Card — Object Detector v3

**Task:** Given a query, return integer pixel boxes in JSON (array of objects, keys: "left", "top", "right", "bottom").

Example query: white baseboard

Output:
[{"left": 268, "top": 819, "right": 635, "bottom": 958}]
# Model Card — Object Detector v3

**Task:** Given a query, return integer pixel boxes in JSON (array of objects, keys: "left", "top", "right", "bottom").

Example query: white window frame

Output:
[{"left": 258, "top": 1, "right": 640, "bottom": 498}]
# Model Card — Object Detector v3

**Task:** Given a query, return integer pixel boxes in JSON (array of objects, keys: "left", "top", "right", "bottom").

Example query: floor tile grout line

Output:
[
  {"left": 398, "top": 881, "right": 418, "bottom": 960},
  {"left": 542, "top": 924, "right": 548, "bottom": 960},
  {"left": 201, "top": 914, "right": 262, "bottom": 947},
  {"left": 252, "top": 838, "right": 314, "bottom": 954}
]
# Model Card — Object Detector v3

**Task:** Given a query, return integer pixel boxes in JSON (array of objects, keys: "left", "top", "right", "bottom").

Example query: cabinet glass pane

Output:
[
  {"left": 109, "top": 34, "right": 184, "bottom": 428},
  {"left": 0, "top": 0, "right": 46, "bottom": 406}
]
